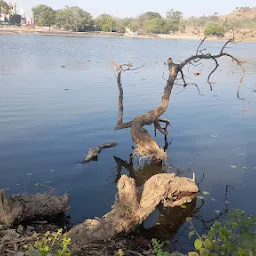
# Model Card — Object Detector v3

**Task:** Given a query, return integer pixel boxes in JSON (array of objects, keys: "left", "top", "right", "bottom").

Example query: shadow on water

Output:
[
  {"left": 112, "top": 150, "right": 235, "bottom": 253},
  {"left": 113, "top": 154, "right": 166, "bottom": 186}
]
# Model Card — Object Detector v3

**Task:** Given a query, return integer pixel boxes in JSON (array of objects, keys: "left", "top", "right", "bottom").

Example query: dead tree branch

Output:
[
  {"left": 207, "top": 58, "right": 219, "bottom": 90},
  {"left": 196, "top": 37, "right": 207, "bottom": 57},
  {"left": 112, "top": 38, "right": 245, "bottom": 162},
  {"left": 179, "top": 38, "right": 245, "bottom": 98},
  {"left": 82, "top": 142, "right": 118, "bottom": 163},
  {"left": 68, "top": 173, "right": 198, "bottom": 252}
]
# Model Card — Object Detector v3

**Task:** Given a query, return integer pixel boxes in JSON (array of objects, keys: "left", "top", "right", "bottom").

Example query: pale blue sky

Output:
[{"left": 16, "top": 0, "right": 255, "bottom": 18}]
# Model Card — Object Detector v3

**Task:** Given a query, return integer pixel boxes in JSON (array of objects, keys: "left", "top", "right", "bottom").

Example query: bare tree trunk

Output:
[
  {"left": 130, "top": 60, "right": 178, "bottom": 161},
  {"left": 112, "top": 39, "right": 245, "bottom": 162}
]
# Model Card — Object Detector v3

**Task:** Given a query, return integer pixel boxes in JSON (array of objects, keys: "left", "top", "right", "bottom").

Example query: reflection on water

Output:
[
  {"left": 0, "top": 34, "right": 256, "bottom": 251},
  {"left": 114, "top": 155, "right": 167, "bottom": 186}
]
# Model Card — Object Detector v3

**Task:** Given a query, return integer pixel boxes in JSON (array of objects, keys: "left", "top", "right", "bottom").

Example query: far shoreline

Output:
[{"left": 0, "top": 27, "right": 255, "bottom": 43}]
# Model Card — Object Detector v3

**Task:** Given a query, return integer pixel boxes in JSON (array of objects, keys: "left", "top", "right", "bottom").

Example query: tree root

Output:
[{"left": 68, "top": 173, "right": 198, "bottom": 252}]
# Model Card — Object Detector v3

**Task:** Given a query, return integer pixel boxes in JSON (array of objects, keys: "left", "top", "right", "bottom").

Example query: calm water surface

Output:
[{"left": 0, "top": 34, "right": 256, "bottom": 252}]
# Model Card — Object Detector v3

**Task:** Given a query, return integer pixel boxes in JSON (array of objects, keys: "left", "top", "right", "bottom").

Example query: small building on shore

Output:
[
  {"left": 0, "top": 2, "right": 33, "bottom": 26},
  {"left": 0, "top": 1, "right": 16, "bottom": 23}
]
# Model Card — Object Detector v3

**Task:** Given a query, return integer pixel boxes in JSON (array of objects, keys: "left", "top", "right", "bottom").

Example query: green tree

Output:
[
  {"left": 55, "top": 6, "right": 93, "bottom": 31},
  {"left": 137, "top": 11, "right": 162, "bottom": 30},
  {"left": 95, "top": 14, "right": 116, "bottom": 32},
  {"left": 139, "top": 11, "right": 162, "bottom": 20},
  {"left": 0, "top": 0, "right": 11, "bottom": 14},
  {"left": 166, "top": 9, "right": 183, "bottom": 21},
  {"left": 165, "top": 9, "right": 183, "bottom": 32},
  {"left": 127, "top": 20, "right": 139, "bottom": 32},
  {"left": 115, "top": 17, "right": 139, "bottom": 33},
  {"left": 204, "top": 22, "right": 225, "bottom": 37},
  {"left": 32, "top": 4, "right": 55, "bottom": 28},
  {"left": 115, "top": 18, "right": 127, "bottom": 33},
  {"left": 143, "top": 17, "right": 168, "bottom": 34}
]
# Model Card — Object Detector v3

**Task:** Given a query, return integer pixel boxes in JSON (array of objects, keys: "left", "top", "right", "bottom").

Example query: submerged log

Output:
[
  {"left": 68, "top": 173, "right": 198, "bottom": 252},
  {"left": 82, "top": 142, "right": 118, "bottom": 163},
  {"left": 0, "top": 190, "right": 69, "bottom": 226}
]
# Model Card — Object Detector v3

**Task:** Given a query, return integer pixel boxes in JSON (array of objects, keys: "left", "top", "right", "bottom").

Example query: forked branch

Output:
[
  {"left": 112, "top": 38, "right": 245, "bottom": 162},
  {"left": 179, "top": 38, "right": 245, "bottom": 97}
]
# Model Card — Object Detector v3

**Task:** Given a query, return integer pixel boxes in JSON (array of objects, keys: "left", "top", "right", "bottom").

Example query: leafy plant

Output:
[
  {"left": 152, "top": 239, "right": 182, "bottom": 256},
  {"left": 25, "top": 229, "right": 71, "bottom": 256},
  {"left": 117, "top": 249, "right": 125, "bottom": 256},
  {"left": 32, "top": 4, "right": 56, "bottom": 28},
  {"left": 152, "top": 239, "right": 170, "bottom": 256},
  {"left": 189, "top": 209, "right": 256, "bottom": 256},
  {"left": 204, "top": 22, "right": 225, "bottom": 37}
]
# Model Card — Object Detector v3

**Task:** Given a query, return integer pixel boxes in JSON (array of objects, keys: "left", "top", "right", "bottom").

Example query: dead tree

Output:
[
  {"left": 68, "top": 173, "right": 198, "bottom": 252},
  {"left": 112, "top": 38, "right": 245, "bottom": 162},
  {"left": 0, "top": 174, "right": 198, "bottom": 254}
]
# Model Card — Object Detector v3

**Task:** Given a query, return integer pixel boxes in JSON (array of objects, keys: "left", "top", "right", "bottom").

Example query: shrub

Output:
[
  {"left": 24, "top": 229, "right": 71, "bottom": 256},
  {"left": 204, "top": 23, "right": 225, "bottom": 37},
  {"left": 152, "top": 209, "right": 256, "bottom": 256},
  {"left": 189, "top": 209, "right": 256, "bottom": 256}
]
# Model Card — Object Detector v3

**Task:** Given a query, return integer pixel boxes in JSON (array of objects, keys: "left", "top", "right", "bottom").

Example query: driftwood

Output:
[
  {"left": 112, "top": 38, "right": 245, "bottom": 162},
  {"left": 68, "top": 173, "right": 198, "bottom": 252},
  {"left": 82, "top": 142, "right": 118, "bottom": 163},
  {"left": 0, "top": 190, "right": 69, "bottom": 226}
]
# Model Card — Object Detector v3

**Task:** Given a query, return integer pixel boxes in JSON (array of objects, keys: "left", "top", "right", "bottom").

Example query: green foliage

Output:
[
  {"left": 152, "top": 239, "right": 170, "bottom": 256},
  {"left": 126, "top": 20, "right": 139, "bottom": 32},
  {"left": 165, "top": 9, "right": 183, "bottom": 32},
  {"left": 152, "top": 210, "right": 255, "bottom": 256},
  {"left": 143, "top": 17, "right": 169, "bottom": 34},
  {"left": 137, "top": 10, "right": 184, "bottom": 34},
  {"left": 32, "top": 4, "right": 55, "bottom": 28},
  {"left": 185, "top": 7, "right": 256, "bottom": 33},
  {"left": 125, "top": 10, "right": 183, "bottom": 34},
  {"left": 95, "top": 14, "right": 116, "bottom": 32},
  {"left": 225, "top": 16, "right": 256, "bottom": 30},
  {"left": 166, "top": 9, "right": 183, "bottom": 21},
  {"left": 29, "top": 3, "right": 255, "bottom": 35},
  {"left": 204, "top": 22, "right": 225, "bottom": 37},
  {"left": 189, "top": 209, "right": 256, "bottom": 256},
  {"left": 25, "top": 229, "right": 71, "bottom": 256},
  {"left": 152, "top": 239, "right": 183, "bottom": 256},
  {"left": 184, "top": 15, "right": 220, "bottom": 31},
  {"left": 179, "top": 22, "right": 186, "bottom": 33},
  {"left": 137, "top": 12, "right": 162, "bottom": 28},
  {"left": 0, "top": 0, "right": 10, "bottom": 14},
  {"left": 55, "top": 6, "right": 93, "bottom": 31},
  {"left": 140, "top": 12, "right": 162, "bottom": 20},
  {"left": 117, "top": 249, "right": 125, "bottom": 256}
]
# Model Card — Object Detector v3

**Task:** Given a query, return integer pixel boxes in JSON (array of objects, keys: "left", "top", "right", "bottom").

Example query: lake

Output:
[{"left": 0, "top": 34, "right": 256, "bottom": 252}]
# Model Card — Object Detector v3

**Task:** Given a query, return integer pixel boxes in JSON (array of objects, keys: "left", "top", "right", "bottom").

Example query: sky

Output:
[{"left": 16, "top": 0, "right": 255, "bottom": 18}]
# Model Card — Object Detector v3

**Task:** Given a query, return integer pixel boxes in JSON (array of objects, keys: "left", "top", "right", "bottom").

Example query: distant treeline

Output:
[{"left": 31, "top": 4, "right": 256, "bottom": 37}]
